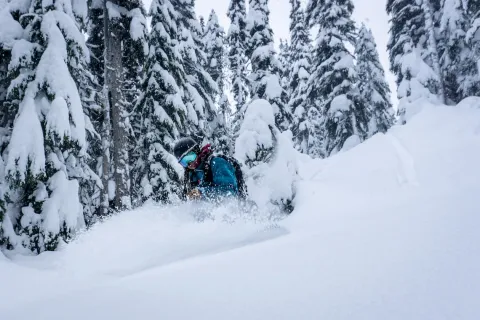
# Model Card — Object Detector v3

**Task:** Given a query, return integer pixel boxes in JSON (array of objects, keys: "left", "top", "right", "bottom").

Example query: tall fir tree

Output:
[
  {"left": 355, "top": 24, "right": 395, "bottom": 136},
  {"left": 173, "top": 0, "right": 218, "bottom": 139},
  {"left": 439, "top": 0, "right": 480, "bottom": 103},
  {"left": 227, "top": 0, "right": 249, "bottom": 114},
  {"left": 204, "top": 10, "right": 231, "bottom": 154},
  {"left": 306, "top": 0, "right": 369, "bottom": 156},
  {"left": 386, "top": 0, "right": 442, "bottom": 124},
  {"left": 421, "top": 0, "right": 446, "bottom": 103},
  {"left": 0, "top": 1, "right": 24, "bottom": 250},
  {"left": 287, "top": 0, "right": 315, "bottom": 156},
  {"left": 0, "top": 0, "right": 94, "bottom": 253},
  {"left": 82, "top": 0, "right": 106, "bottom": 223},
  {"left": 278, "top": 39, "right": 291, "bottom": 91},
  {"left": 71, "top": 0, "right": 102, "bottom": 225},
  {"left": 133, "top": 0, "right": 187, "bottom": 204},
  {"left": 120, "top": 1, "right": 148, "bottom": 203},
  {"left": 246, "top": 0, "right": 291, "bottom": 132}
]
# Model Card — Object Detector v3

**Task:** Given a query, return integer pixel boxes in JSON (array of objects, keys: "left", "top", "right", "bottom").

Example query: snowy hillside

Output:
[{"left": 1, "top": 99, "right": 480, "bottom": 320}]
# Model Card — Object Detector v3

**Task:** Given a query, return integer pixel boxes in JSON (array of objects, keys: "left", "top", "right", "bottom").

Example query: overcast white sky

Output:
[{"left": 141, "top": 0, "right": 397, "bottom": 104}]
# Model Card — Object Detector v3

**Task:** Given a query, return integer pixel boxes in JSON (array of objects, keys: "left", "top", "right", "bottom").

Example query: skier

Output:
[{"left": 173, "top": 137, "right": 247, "bottom": 201}]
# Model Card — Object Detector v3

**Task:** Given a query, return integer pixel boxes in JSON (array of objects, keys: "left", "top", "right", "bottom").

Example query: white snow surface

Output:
[{"left": 2, "top": 100, "right": 480, "bottom": 319}]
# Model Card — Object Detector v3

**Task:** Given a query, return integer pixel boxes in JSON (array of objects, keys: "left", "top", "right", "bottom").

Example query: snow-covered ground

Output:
[{"left": 2, "top": 100, "right": 480, "bottom": 319}]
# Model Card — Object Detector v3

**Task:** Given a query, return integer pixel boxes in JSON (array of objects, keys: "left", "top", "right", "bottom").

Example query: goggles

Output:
[{"left": 178, "top": 151, "right": 197, "bottom": 168}]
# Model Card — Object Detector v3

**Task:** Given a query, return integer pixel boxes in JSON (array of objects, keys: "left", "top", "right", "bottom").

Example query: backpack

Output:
[{"left": 204, "top": 154, "right": 248, "bottom": 199}]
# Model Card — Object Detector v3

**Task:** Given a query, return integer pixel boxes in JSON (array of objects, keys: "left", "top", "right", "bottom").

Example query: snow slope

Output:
[{"left": 2, "top": 99, "right": 480, "bottom": 319}]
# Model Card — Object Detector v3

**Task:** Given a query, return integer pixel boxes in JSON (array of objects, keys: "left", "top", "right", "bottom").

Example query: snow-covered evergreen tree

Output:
[
  {"left": 204, "top": 10, "right": 231, "bottom": 154},
  {"left": 439, "top": 0, "right": 479, "bottom": 102},
  {"left": 235, "top": 99, "right": 278, "bottom": 169},
  {"left": 278, "top": 39, "right": 291, "bottom": 90},
  {"left": 421, "top": 0, "right": 446, "bottom": 104},
  {"left": 121, "top": 1, "right": 148, "bottom": 204},
  {"left": 287, "top": 0, "right": 314, "bottom": 156},
  {"left": 173, "top": 0, "right": 218, "bottom": 138},
  {"left": 235, "top": 99, "right": 297, "bottom": 214},
  {"left": 205, "top": 10, "right": 225, "bottom": 90},
  {"left": 133, "top": 0, "right": 186, "bottom": 204},
  {"left": 355, "top": 24, "right": 395, "bottom": 136},
  {"left": 466, "top": 2, "right": 480, "bottom": 86},
  {"left": 70, "top": 0, "right": 102, "bottom": 225},
  {"left": 227, "top": 0, "right": 249, "bottom": 113},
  {"left": 0, "top": 2, "right": 24, "bottom": 251},
  {"left": 1, "top": 0, "right": 93, "bottom": 253},
  {"left": 246, "top": 0, "right": 291, "bottom": 132},
  {"left": 306, "top": 0, "right": 369, "bottom": 156},
  {"left": 386, "top": 0, "right": 442, "bottom": 124}
]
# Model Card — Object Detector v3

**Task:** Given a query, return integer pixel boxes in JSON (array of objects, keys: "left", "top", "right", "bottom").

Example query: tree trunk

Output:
[{"left": 104, "top": 0, "right": 131, "bottom": 211}]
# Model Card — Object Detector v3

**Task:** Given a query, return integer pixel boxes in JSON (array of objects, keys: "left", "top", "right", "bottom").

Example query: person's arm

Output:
[{"left": 198, "top": 157, "right": 238, "bottom": 199}]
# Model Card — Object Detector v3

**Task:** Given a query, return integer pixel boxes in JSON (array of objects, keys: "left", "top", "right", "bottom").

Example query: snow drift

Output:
[{"left": 1, "top": 99, "right": 480, "bottom": 320}]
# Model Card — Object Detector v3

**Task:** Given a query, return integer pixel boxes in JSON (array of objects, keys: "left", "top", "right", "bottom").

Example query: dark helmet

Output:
[{"left": 173, "top": 137, "right": 197, "bottom": 160}]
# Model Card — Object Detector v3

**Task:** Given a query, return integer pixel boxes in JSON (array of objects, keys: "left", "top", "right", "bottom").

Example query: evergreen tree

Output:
[
  {"left": 227, "top": 0, "right": 249, "bottom": 113},
  {"left": 235, "top": 99, "right": 279, "bottom": 168},
  {"left": 1, "top": 0, "right": 93, "bottom": 253},
  {"left": 288, "top": 0, "right": 315, "bottom": 156},
  {"left": 421, "top": 0, "right": 446, "bottom": 103},
  {"left": 205, "top": 10, "right": 225, "bottom": 91},
  {"left": 133, "top": 0, "right": 187, "bottom": 204},
  {"left": 306, "top": 0, "right": 369, "bottom": 156},
  {"left": 173, "top": 0, "right": 218, "bottom": 138},
  {"left": 463, "top": 0, "right": 480, "bottom": 97},
  {"left": 71, "top": 1, "right": 102, "bottom": 225},
  {"left": 204, "top": 10, "right": 231, "bottom": 154},
  {"left": 0, "top": 1, "right": 24, "bottom": 250},
  {"left": 355, "top": 24, "right": 395, "bottom": 136},
  {"left": 246, "top": 0, "right": 291, "bottom": 132},
  {"left": 386, "top": 0, "right": 442, "bottom": 124},
  {"left": 199, "top": 15, "right": 206, "bottom": 36},
  {"left": 278, "top": 39, "right": 291, "bottom": 90},
  {"left": 439, "top": 0, "right": 479, "bottom": 102},
  {"left": 121, "top": 1, "right": 148, "bottom": 204}
]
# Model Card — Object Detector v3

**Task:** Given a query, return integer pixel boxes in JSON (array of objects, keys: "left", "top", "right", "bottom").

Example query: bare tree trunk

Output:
[{"left": 104, "top": 0, "right": 131, "bottom": 211}]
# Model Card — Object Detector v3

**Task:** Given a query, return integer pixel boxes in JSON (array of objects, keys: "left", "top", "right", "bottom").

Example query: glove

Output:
[{"left": 187, "top": 188, "right": 201, "bottom": 200}]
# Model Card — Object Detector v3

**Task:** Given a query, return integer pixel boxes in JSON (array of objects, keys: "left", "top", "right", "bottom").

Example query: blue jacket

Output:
[{"left": 188, "top": 156, "right": 238, "bottom": 200}]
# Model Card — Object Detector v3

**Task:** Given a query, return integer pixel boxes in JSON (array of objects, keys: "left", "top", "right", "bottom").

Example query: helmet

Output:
[{"left": 173, "top": 137, "right": 197, "bottom": 160}]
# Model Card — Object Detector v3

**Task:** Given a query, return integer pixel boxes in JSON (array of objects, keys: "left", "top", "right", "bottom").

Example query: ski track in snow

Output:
[
  {"left": 113, "top": 224, "right": 290, "bottom": 279},
  {"left": 387, "top": 133, "right": 419, "bottom": 187}
]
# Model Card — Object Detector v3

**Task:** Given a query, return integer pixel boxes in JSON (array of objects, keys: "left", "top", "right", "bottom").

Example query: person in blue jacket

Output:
[{"left": 174, "top": 137, "right": 245, "bottom": 201}]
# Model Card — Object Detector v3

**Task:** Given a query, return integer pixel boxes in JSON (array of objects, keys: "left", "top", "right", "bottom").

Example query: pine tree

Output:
[
  {"left": 173, "top": 0, "right": 218, "bottom": 138},
  {"left": 386, "top": 0, "right": 442, "bottom": 124},
  {"left": 355, "top": 24, "right": 395, "bottom": 136},
  {"left": 421, "top": 0, "right": 446, "bottom": 103},
  {"left": 288, "top": 0, "right": 314, "bottom": 156},
  {"left": 439, "top": 0, "right": 479, "bottom": 102},
  {"left": 83, "top": 0, "right": 106, "bottom": 222},
  {"left": 1, "top": 0, "right": 93, "bottom": 253},
  {"left": 133, "top": 0, "right": 187, "bottom": 204},
  {"left": 205, "top": 10, "right": 225, "bottom": 92},
  {"left": 227, "top": 0, "right": 249, "bottom": 113},
  {"left": 235, "top": 99, "right": 279, "bottom": 168},
  {"left": 278, "top": 39, "right": 291, "bottom": 91},
  {"left": 0, "top": 1, "right": 24, "bottom": 250},
  {"left": 204, "top": 10, "right": 231, "bottom": 154},
  {"left": 121, "top": 1, "right": 148, "bottom": 204},
  {"left": 246, "top": 0, "right": 291, "bottom": 131},
  {"left": 306, "top": 0, "right": 369, "bottom": 156},
  {"left": 71, "top": 0, "right": 102, "bottom": 225}
]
